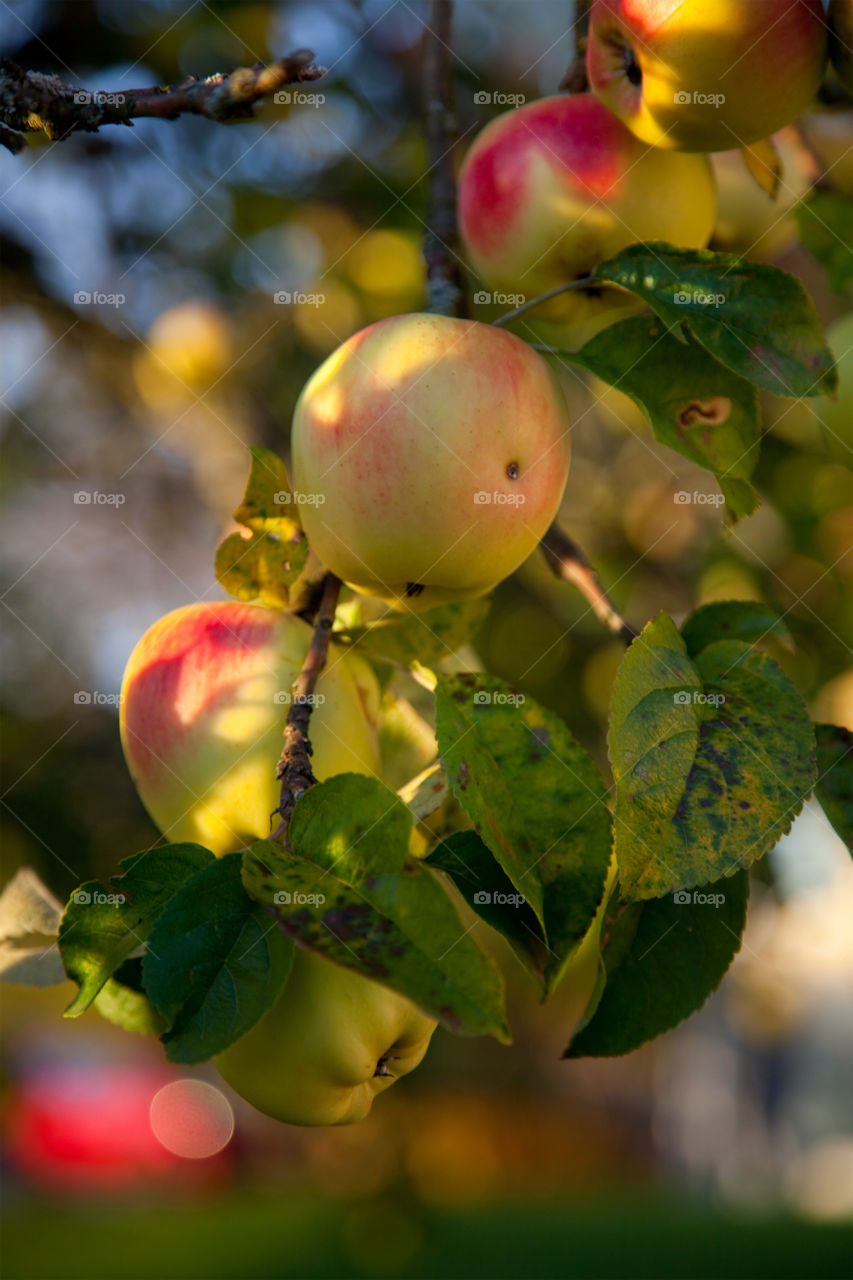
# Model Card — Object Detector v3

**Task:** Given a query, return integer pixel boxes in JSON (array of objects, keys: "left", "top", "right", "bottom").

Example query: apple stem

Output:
[
  {"left": 491, "top": 277, "right": 595, "bottom": 327},
  {"left": 271, "top": 572, "right": 342, "bottom": 847},
  {"left": 422, "top": 0, "right": 465, "bottom": 317},
  {"left": 541, "top": 523, "right": 638, "bottom": 644},
  {"left": 558, "top": 0, "right": 592, "bottom": 95}
]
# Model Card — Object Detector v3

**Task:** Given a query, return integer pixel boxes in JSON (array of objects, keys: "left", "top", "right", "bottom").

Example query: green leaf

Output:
[
  {"left": 60, "top": 844, "right": 213, "bottom": 1017},
  {"left": 567, "top": 869, "right": 749, "bottom": 1058},
  {"left": 681, "top": 600, "right": 793, "bottom": 658},
  {"left": 571, "top": 314, "right": 760, "bottom": 519},
  {"left": 337, "top": 597, "right": 490, "bottom": 668},
  {"left": 814, "top": 724, "right": 853, "bottom": 853},
  {"left": 243, "top": 774, "right": 510, "bottom": 1042},
  {"left": 609, "top": 615, "right": 816, "bottom": 900},
  {"left": 593, "top": 243, "right": 837, "bottom": 399},
  {"left": 215, "top": 529, "right": 308, "bottom": 609},
  {"left": 233, "top": 447, "right": 302, "bottom": 535},
  {"left": 142, "top": 853, "right": 292, "bottom": 1063},
  {"left": 435, "top": 675, "right": 612, "bottom": 990},
  {"left": 426, "top": 830, "right": 548, "bottom": 977},
  {"left": 796, "top": 193, "right": 853, "bottom": 295},
  {"left": 94, "top": 975, "right": 167, "bottom": 1036}
]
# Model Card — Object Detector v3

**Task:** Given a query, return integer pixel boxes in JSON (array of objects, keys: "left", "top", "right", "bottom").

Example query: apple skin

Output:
[
  {"left": 290, "top": 313, "right": 571, "bottom": 611},
  {"left": 458, "top": 94, "right": 715, "bottom": 336},
  {"left": 710, "top": 127, "right": 818, "bottom": 260},
  {"left": 829, "top": 0, "right": 853, "bottom": 93},
  {"left": 587, "top": 0, "right": 828, "bottom": 152},
  {"left": 119, "top": 601, "right": 381, "bottom": 855},
  {"left": 214, "top": 945, "right": 438, "bottom": 1125}
]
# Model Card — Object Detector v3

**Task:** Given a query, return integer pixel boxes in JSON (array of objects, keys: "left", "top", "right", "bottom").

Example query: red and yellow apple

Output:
[
  {"left": 120, "top": 601, "right": 381, "bottom": 855},
  {"left": 710, "top": 127, "right": 819, "bottom": 260},
  {"left": 290, "top": 313, "right": 571, "bottom": 610},
  {"left": 586, "top": 0, "right": 828, "bottom": 152},
  {"left": 457, "top": 94, "right": 716, "bottom": 343},
  {"left": 215, "top": 945, "right": 437, "bottom": 1126}
]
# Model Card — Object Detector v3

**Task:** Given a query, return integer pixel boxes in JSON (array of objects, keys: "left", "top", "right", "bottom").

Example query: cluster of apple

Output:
[{"left": 118, "top": 0, "right": 844, "bottom": 1126}]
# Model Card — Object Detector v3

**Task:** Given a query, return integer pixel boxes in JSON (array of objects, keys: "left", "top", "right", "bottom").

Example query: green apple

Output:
[
  {"left": 290, "top": 313, "right": 571, "bottom": 611},
  {"left": 710, "top": 127, "right": 818, "bottom": 260},
  {"left": 119, "top": 601, "right": 381, "bottom": 855},
  {"left": 215, "top": 945, "right": 437, "bottom": 1125},
  {"left": 587, "top": 0, "right": 827, "bottom": 152},
  {"left": 829, "top": 0, "right": 853, "bottom": 92},
  {"left": 458, "top": 93, "right": 715, "bottom": 341}
]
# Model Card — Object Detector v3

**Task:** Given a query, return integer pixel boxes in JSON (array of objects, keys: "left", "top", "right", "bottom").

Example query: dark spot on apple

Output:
[
  {"left": 406, "top": 582, "right": 425, "bottom": 597},
  {"left": 623, "top": 49, "right": 642, "bottom": 87},
  {"left": 506, "top": 461, "right": 519, "bottom": 480}
]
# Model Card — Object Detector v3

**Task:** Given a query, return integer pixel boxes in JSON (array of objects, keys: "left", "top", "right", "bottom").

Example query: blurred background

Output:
[{"left": 1, "top": 2, "right": 851, "bottom": 1278}]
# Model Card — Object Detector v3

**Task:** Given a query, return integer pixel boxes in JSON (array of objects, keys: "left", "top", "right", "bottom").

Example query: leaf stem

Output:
[{"left": 541, "top": 523, "right": 637, "bottom": 644}]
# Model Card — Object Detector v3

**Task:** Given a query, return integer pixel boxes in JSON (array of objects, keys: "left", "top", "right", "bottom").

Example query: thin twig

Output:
[
  {"left": 0, "top": 51, "right": 326, "bottom": 151},
  {"left": 559, "top": 0, "right": 592, "bottom": 94},
  {"left": 271, "top": 573, "right": 342, "bottom": 847},
  {"left": 491, "top": 276, "right": 594, "bottom": 327},
  {"left": 541, "top": 523, "right": 637, "bottom": 644},
  {"left": 422, "top": 0, "right": 465, "bottom": 317}
]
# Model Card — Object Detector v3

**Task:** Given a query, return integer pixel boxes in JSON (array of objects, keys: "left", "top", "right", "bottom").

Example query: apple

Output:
[
  {"left": 120, "top": 601, "right": 381, "bottom": 855},
  {"left": 829, "top": 0, "right": 853, "bottom": 93},
  {"left": 798, "top": 111, "right": 853, "bottom": 199},
  {"left": 586, "top": 0, "right": 828, "bottom": 152},
  {"left": 290, "top": 313, "right": 571, "bottom": 610},
  {"left": 458, "top": 94, "right": 716, "bottom": 339},
  {"left": 710, "top": 127, "right": 819, "bottom": 260},
  {"left": 214, "top": 945, "right": 437, "bottom": 1125}
]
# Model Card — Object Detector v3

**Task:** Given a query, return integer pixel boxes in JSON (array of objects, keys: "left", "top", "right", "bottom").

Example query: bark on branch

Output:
[
  {"left": 0, "top": 50, "right": 326, "bottom": 152},
  {"left": 271, "top": 573, "right": 342, "bottom": 848}
]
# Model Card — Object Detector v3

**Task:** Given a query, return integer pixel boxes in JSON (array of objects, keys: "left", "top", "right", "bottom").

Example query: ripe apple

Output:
[
  {"left": 586, "top": 0, "right": 828, "bottom": 152},
  {"left": 457, "top": 94, "right": 716, "bottom": 345},
  {"left": 290, "top": 313, "right": 571, "bottom": 610},
  {"left": 214, "top": 945, "right": 437, "bottom": 1125},
  {"left": 710, "top": 127, "right": 819, "bottom": 260},
  {"left": 120, "top": 601, "right": 381, "bottom": 855},
  {"left": 829, "top": 0, "right": 853, "bottom": 92}
]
